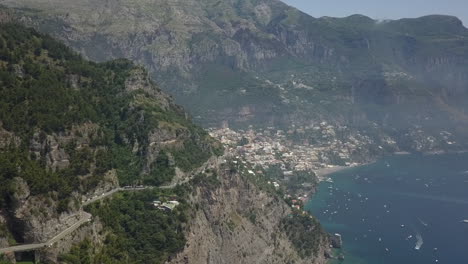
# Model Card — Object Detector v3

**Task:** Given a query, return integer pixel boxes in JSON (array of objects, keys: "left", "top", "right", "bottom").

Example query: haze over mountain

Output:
[
  {"left": 1, "top": 0, "right": 468, "bottom": 263},
  {"left": 1, "top": 0, "right": 467, "bottom": 159},
  {"left": 283, "top": 0, "right": 468, "bottom": 26},
  {"left": 0, "top": 14, "right": 330, "bottom": 264}
]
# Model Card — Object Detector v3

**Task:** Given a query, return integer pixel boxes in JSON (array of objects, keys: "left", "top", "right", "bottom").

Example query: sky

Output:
[{"left": 281, "top": 0, "right": 468, "bottom": 26}]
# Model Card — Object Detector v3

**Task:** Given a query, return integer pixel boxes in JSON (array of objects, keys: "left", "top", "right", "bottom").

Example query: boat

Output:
[{"left": 462, "top": 220, "right": 468, "bottom": 223}]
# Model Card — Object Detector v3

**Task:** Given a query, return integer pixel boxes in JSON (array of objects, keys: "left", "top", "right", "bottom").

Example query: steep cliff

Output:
[
  {"left": 57, "top": 157, "right": 331, "bottom": 264},
  {"left": 3, "top": 0, "right": 468, "bottom": 153},
  {"left": 0, "top": 22, "right": 220, "bottom": 263},
  {"left": 168, "top": 158, "right": 330, "bottom": 264},
  {"left": 0, "top": 21, "right": 330, "bottom": 264}
]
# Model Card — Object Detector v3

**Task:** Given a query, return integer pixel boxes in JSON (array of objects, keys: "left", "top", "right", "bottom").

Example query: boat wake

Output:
[
  {"left": 418, "top": 218, "right": 429, "bottom": 227},
  {"left": 415, "top": 233, "right": 423, "bottom": 250}
]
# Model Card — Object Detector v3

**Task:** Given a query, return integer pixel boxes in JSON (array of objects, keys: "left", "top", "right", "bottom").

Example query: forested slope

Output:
[{"left": 0, "top": 22, "right": 221, "bottom": 263}]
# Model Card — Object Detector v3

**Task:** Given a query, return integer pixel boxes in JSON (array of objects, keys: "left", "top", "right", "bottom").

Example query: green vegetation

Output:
[
  {"left": 6, "top": 0, "right": 468, "bottom": 145},
  {"left": 0, "top": 260, "right": 33, "bottom": 264},
  {"left": 281, "top": 212, "right": 326, "bottom": 258},
  {"left": 179, "top": 63, "right": 285, "bottom": 128},
  {"left": 172, "top": 139, "right": 216, "bottom": 172},
  {"left": 191, "top": 170, "right": 221, "bottom": 188},
  {"left": 0, "top": 27, "right": 223, "bottom": 264},
  {"left": 0, "top": 254, "right": 38, "bottom": 264},
  {"left": 0, "top": 148, "right": 75, "bottom": 211},
  {"left": 60, "top": 188, "right": 190, "bottom": 264},
  {"left": 0, "top": 22, "right": 223, "bottom": 263},
  {"left": 0, "top": 24, "right": 128, "bottom": 137},
  {"left": 262, "top": 163, "right": 313, "bottom": 192},
  {"left": 0, "top": 22, "right": 219, "bottom": 210},
  {"left": 217, "top": 159, "right": 326, "bottom": 258},
  {"left": 226, "top": 159, "right": 279, "bottom": 196},
  {"left": 0, "top": 222, "right": 15, "bottom": 246},
  {"left": 285, "top": 170, "right": 318, "bottom": 193},
  {"left": 144, "top": 150, "right": 175, "bottom": 185}
]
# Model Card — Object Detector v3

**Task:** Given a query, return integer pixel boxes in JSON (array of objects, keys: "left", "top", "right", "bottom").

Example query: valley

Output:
[{"left": 0, "top": 0, "right": 467, "bottom": 263}]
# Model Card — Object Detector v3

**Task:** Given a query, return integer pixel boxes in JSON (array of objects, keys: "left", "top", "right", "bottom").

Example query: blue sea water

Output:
[{"left": 306, "top": 153, "right": 468, "bottom": 264}]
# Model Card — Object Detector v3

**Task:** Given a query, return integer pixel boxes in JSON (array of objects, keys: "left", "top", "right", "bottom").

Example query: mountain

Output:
[
  {"left": 0, "top": 20, "right": 330, "bottom": 264},
  {"left": 3, "top": 0, "right": 468, "bottom": 155},
  {"left": 0, "top": 19, "right": 218, "bottom": 262},
  {"left": 3, "top": 0, "right": 464, "bottom": 262}
]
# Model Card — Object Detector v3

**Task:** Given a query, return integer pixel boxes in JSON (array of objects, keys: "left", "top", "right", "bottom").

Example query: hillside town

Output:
[
  {"left": 208, "top": 123, "right": 385, "bottom": 209},
  {"left": 209, "top": 123, "right": 375, "bottom": 176}
]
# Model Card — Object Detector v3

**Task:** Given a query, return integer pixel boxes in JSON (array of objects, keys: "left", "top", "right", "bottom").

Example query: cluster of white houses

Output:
[
  {"left": 153, "top": 200, "right": 180, "bottom": 211},
  {"left": 209, "top": 124, "right": 374, "bottom": 212},
  {"left": 209, "top": 124, "right": 368, "bottom": 174}
]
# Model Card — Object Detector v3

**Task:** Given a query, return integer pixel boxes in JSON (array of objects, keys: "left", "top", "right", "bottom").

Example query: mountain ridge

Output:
[
  {"left": 0, "top": 20, "right": 220, "bottom": 262},
  {"left": 4, "top": 0, "right": 467, "bottom": 155},
  {"left": 0, "top": 19, "right": 332, "bottom": 264}
]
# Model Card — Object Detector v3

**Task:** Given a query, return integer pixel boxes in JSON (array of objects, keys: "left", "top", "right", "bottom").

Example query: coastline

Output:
[
  {"left": 307, "top": 152, "right": 468, "bottom": 264},
  {"left": 423, "top": 149, "right": 468, "bottom": 155},
  {"left": 394, "top": 151, "right": 411, "bottom": 155},
  {"left": 312, "top": 149, "right": 465, "bottom": 182},
  {"left": 315, "top": 150, "right": 468, "bottom": 181},
  {"left": 315, "top": 165, "right": 360, "bottom": 182},
  {"left": 303, "top": 166, "right": 353, "bottom": 208}
]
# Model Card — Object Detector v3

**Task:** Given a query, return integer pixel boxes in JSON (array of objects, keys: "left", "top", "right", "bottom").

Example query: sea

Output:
[{"left": 306, "top": 152, "right": 468, "bottom": 264}]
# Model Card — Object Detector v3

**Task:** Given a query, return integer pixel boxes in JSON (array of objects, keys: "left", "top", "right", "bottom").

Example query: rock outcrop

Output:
[
  {"left": 4, "top": 0, "right": 468, "bottom": 151},
  {"left": 167, "top": 158, "right": 330, "bottom": 264},
  {"left": 0, "top": 23, "right": 219, "bottom": 263}
]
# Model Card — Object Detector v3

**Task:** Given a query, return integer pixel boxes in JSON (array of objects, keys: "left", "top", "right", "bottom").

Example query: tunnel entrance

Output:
[{"left": 14, "top": 251, "right": 35, "bottom": 264}]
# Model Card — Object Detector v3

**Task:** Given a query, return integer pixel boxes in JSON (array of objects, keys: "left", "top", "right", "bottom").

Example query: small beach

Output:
[{"left": 315, "top": 165, "right": 357, "bottom": 181}]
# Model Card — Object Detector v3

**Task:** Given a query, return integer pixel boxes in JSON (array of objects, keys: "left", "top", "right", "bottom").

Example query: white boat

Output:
[{"left": 462, "top": 220, "right": 468, "bottom": 223}]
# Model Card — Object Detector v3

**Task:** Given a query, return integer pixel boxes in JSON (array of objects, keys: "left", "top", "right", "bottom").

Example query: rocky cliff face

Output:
[
  {"left": 0, "top": 22, "right": 220, "bottom": 263},
  {"left": 3, "top": 0, "right": 468, "bottom": 151},
  {"left": 168, "top": 157, "right": 330, "bottom": 264},
  {"left": 24, "top": 155, "right": 331, "bottom": 264},
  {"left": 0, "top": 20, "right": 330, "bottom": 264},
  {"left": 1, "top": 1, "right": 467, "bottom": 261}
]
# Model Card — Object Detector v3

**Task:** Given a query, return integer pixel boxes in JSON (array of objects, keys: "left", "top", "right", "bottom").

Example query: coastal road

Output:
[
  {"left": 159, "top": 155, "right": 220, "bottom": 190},
  {"left": 48, "top": 212, "right": 92, "bottom": 245},
  {"left": 0, "top": 243, "right": 45, "bottom": 254},
  {"left": 0, "top": 155, "right": 219, "bottom": 254},
  {"left": 82, "top": 188, "right": 122, "bottom": 206},
  {"left": 0, "top": 188, "right": 150, "bottom": 254},
  {"left": 0, "top": 212, "right": 92, "bottom": 254},
  {"left": 82, "top": 186, "right": 156, "bottom": 206}
]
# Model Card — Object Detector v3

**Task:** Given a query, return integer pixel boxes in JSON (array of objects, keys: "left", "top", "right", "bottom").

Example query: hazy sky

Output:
[{"left": 282, "top": 0, "right": 468, "bottom": 26}]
